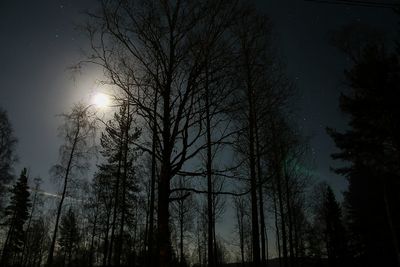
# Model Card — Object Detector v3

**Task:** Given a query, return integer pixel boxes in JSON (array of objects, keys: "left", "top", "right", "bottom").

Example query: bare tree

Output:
[
  {"left": 84, "top": 1, "right": 244, "bottom": 266},
  {"left": 47, "top": 104, "right": 97, "bottom": 266},
  {"left": 231, "top": 7, "right": 275, "bottom": 265}
]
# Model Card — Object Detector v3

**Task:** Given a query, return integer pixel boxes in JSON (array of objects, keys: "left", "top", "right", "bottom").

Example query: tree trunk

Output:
[
  {"left": 147, "top": 90, "right": 158, "bottom": 267},
  {"left": 276, "top": 165, "right": 288, "bottom": 267},
  {"left": 197, "top": 221, "right": 202, "bottom": 266},
  {"left": 22, "top": 183, "right": 39, "bottom": 266},
  {"left": 273, "top": 190, "right": 282, "bottom": 267},
  {"left": 158, "top": 166, "right": 171, "bottom": 267},
  {"left": 205, "top": 61, "right": 215, "bottom": 267},
  {"left": 284, "top": 172, "right": 295, "bottom": 267},
  {"left": 255, "top": 123, "right": 267, "bottom": 266},
  {"left": 236, "top": 201, "right": 245, "bottom": 267},
  {"left": 292, "top": 206, "right": 300, "bottom": 259},
  {"left": 47, "top": 123, "right": 80, "bottom": 266},
  {"left": 276, "top": 170, "right": 288, "bottom": 267},
  {"left": 102, "top": 204, "right": 112, "bottom": 267},
  {"left": 271, "top": 121, "right": 288, "bottom": 267},
  {"left": 156, "top": 17, "right": 177, "bottom": 264},
  {"left": 180, "top": 209, "right": 184, "bottom": 267},
  {"left": 89, "top": 212, "right": 98, "bottom": 267},
  {"left": 107, "top": 126, "right": 124, "bottom": 266},
  {"left": 116, "top": 102, "right": 130, "bottom": 266},
  {"left": 158, "top": 81, "right": 172, "bottom": 267},
  {"left": 248, "top": 81, "right": 260, "bottom": 266}
]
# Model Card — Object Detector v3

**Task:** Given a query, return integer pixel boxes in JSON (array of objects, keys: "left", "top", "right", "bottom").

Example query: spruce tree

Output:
[
  {"left": 322, "top": 186, "right": 347, "bottom": 267},
  {"left": 98, "top": 103, "right": 141, "bottom": 266},
  {"left": 0, "top": 168, "right": 31, "bottom": 266},
  {"left": 328, "top": 44, "right": 400, "bottom": 266}
]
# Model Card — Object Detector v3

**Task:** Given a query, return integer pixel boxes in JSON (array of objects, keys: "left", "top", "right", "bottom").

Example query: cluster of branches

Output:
[
  {"left": 0, "top": 1, "right": 375, "bottom": 267},
  {"left": 75, "top": 0, "right": 318, "bottom": 266},
  {"left": 0, "top": 0, "right": 319, "bottom": 266}
]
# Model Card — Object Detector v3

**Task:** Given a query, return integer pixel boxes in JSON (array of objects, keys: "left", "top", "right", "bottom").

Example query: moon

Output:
[{"left": 93, "top": 92, "right": 110, "bottom": 108}]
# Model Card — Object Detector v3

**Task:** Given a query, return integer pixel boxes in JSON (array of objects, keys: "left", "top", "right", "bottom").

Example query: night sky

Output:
[{"left": 0, "top": 0, "right": 397, "bottom": 196}]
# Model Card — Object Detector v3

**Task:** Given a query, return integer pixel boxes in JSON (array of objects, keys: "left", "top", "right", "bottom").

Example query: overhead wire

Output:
[{"left": 304, "top": 0, "right": 400, "bottom": 9}]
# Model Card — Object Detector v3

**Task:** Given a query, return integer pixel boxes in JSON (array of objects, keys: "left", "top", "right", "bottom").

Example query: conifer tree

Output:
[
  {"left": 0, "top": 168, "right": 31, "bottom": 266},
  {"left": 322, "top": 186, "right": 347, "bottom": 267},
  {"left": 98, "top": 102, "right": 141, "bottom": 266},
  {"left": 328, "top": 44, "right": 400, "bottom": 266}
]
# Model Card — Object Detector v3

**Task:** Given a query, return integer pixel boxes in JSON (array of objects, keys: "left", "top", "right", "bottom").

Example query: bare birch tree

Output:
[{"left": 47, "top": 104, "right": 97, "bottom": 266}]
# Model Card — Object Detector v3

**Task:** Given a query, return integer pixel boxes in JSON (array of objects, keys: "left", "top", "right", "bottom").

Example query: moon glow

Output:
[{"left": 93, "top": 92, "right": 110, "bottom": 108}]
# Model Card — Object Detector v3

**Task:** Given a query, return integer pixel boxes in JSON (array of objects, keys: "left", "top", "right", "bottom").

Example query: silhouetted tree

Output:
[
  {"left": 323, "top": 186, "right": 347, "bottom": 266},
  {"left": 0, "top": 168, "right": 31, "bottom": 266},
  {"left": 146, "top": 89, "right": 158, "bottom": 267},
  {"left": 83, "top": 1, "right": 299, "bottom": 266},
  {"left": 231, "top": 5, "right": 298, "bottom": 264},
  {"left": 268, "top": 117, "right": 290, "bottom": 267},
  {"left": 330, "top": 23, "right": 384, "bottom": 64},
  {"left": 311, "top": 183, "right": 347, "bottom": 266},
  {"left": 21, "top": 176, "right": 43, "bottom": 266},
  {"left": 47, "top": 104, "right": 97, "bottom": 266},
  {"left": 96, "top": 102, "right": 141, "bottom": 266},
  {"left": 0, "top": 108, "right": 17, "bottom": 211},
  {"left": 85, "top": 1, "right": 246, "bottom": 266},
  {"left": 328, "top": 44, "right": 400, "bottom": 266}
]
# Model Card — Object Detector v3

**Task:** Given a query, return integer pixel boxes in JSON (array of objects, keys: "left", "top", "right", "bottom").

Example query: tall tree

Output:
[
  {"left": 322, "top": 186, "right": 347, "bottom": 267},
  {"left": 90, "top": 102, "right": 141, "bottom": 266},
  {"left": 310, "top": 183, "right": 348, "bottom": 266},
  {"left": 0, "top": 168, "right": 31, "bottom": 266},
  {"left": 232, "top": 8, "right": 271, "bottom": 265},
  {"left": 0, "top": 107, "right": 18, "bottom": 211},
  {"left": 85, "top": 1, "right": 243, "bottom": 266},
  {"left": 21, "top": 176, "right": 43, "bottom": 266},
  {"left": 328, "top": 44, "right": 400, "bottom": 266},
  {"left": 115, "top": 102, "right": 141, "bottom": 266},
  {"left": 47, "top": 104, "right": 97, "bottom": 266},
  {"left": 147, "top": 89, "right": 158, "bottom": 267}
]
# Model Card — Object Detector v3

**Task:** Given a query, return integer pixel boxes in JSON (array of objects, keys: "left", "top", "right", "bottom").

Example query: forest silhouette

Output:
[{"left": 0, "top": 0, "right": 399, "bottom": 267}]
